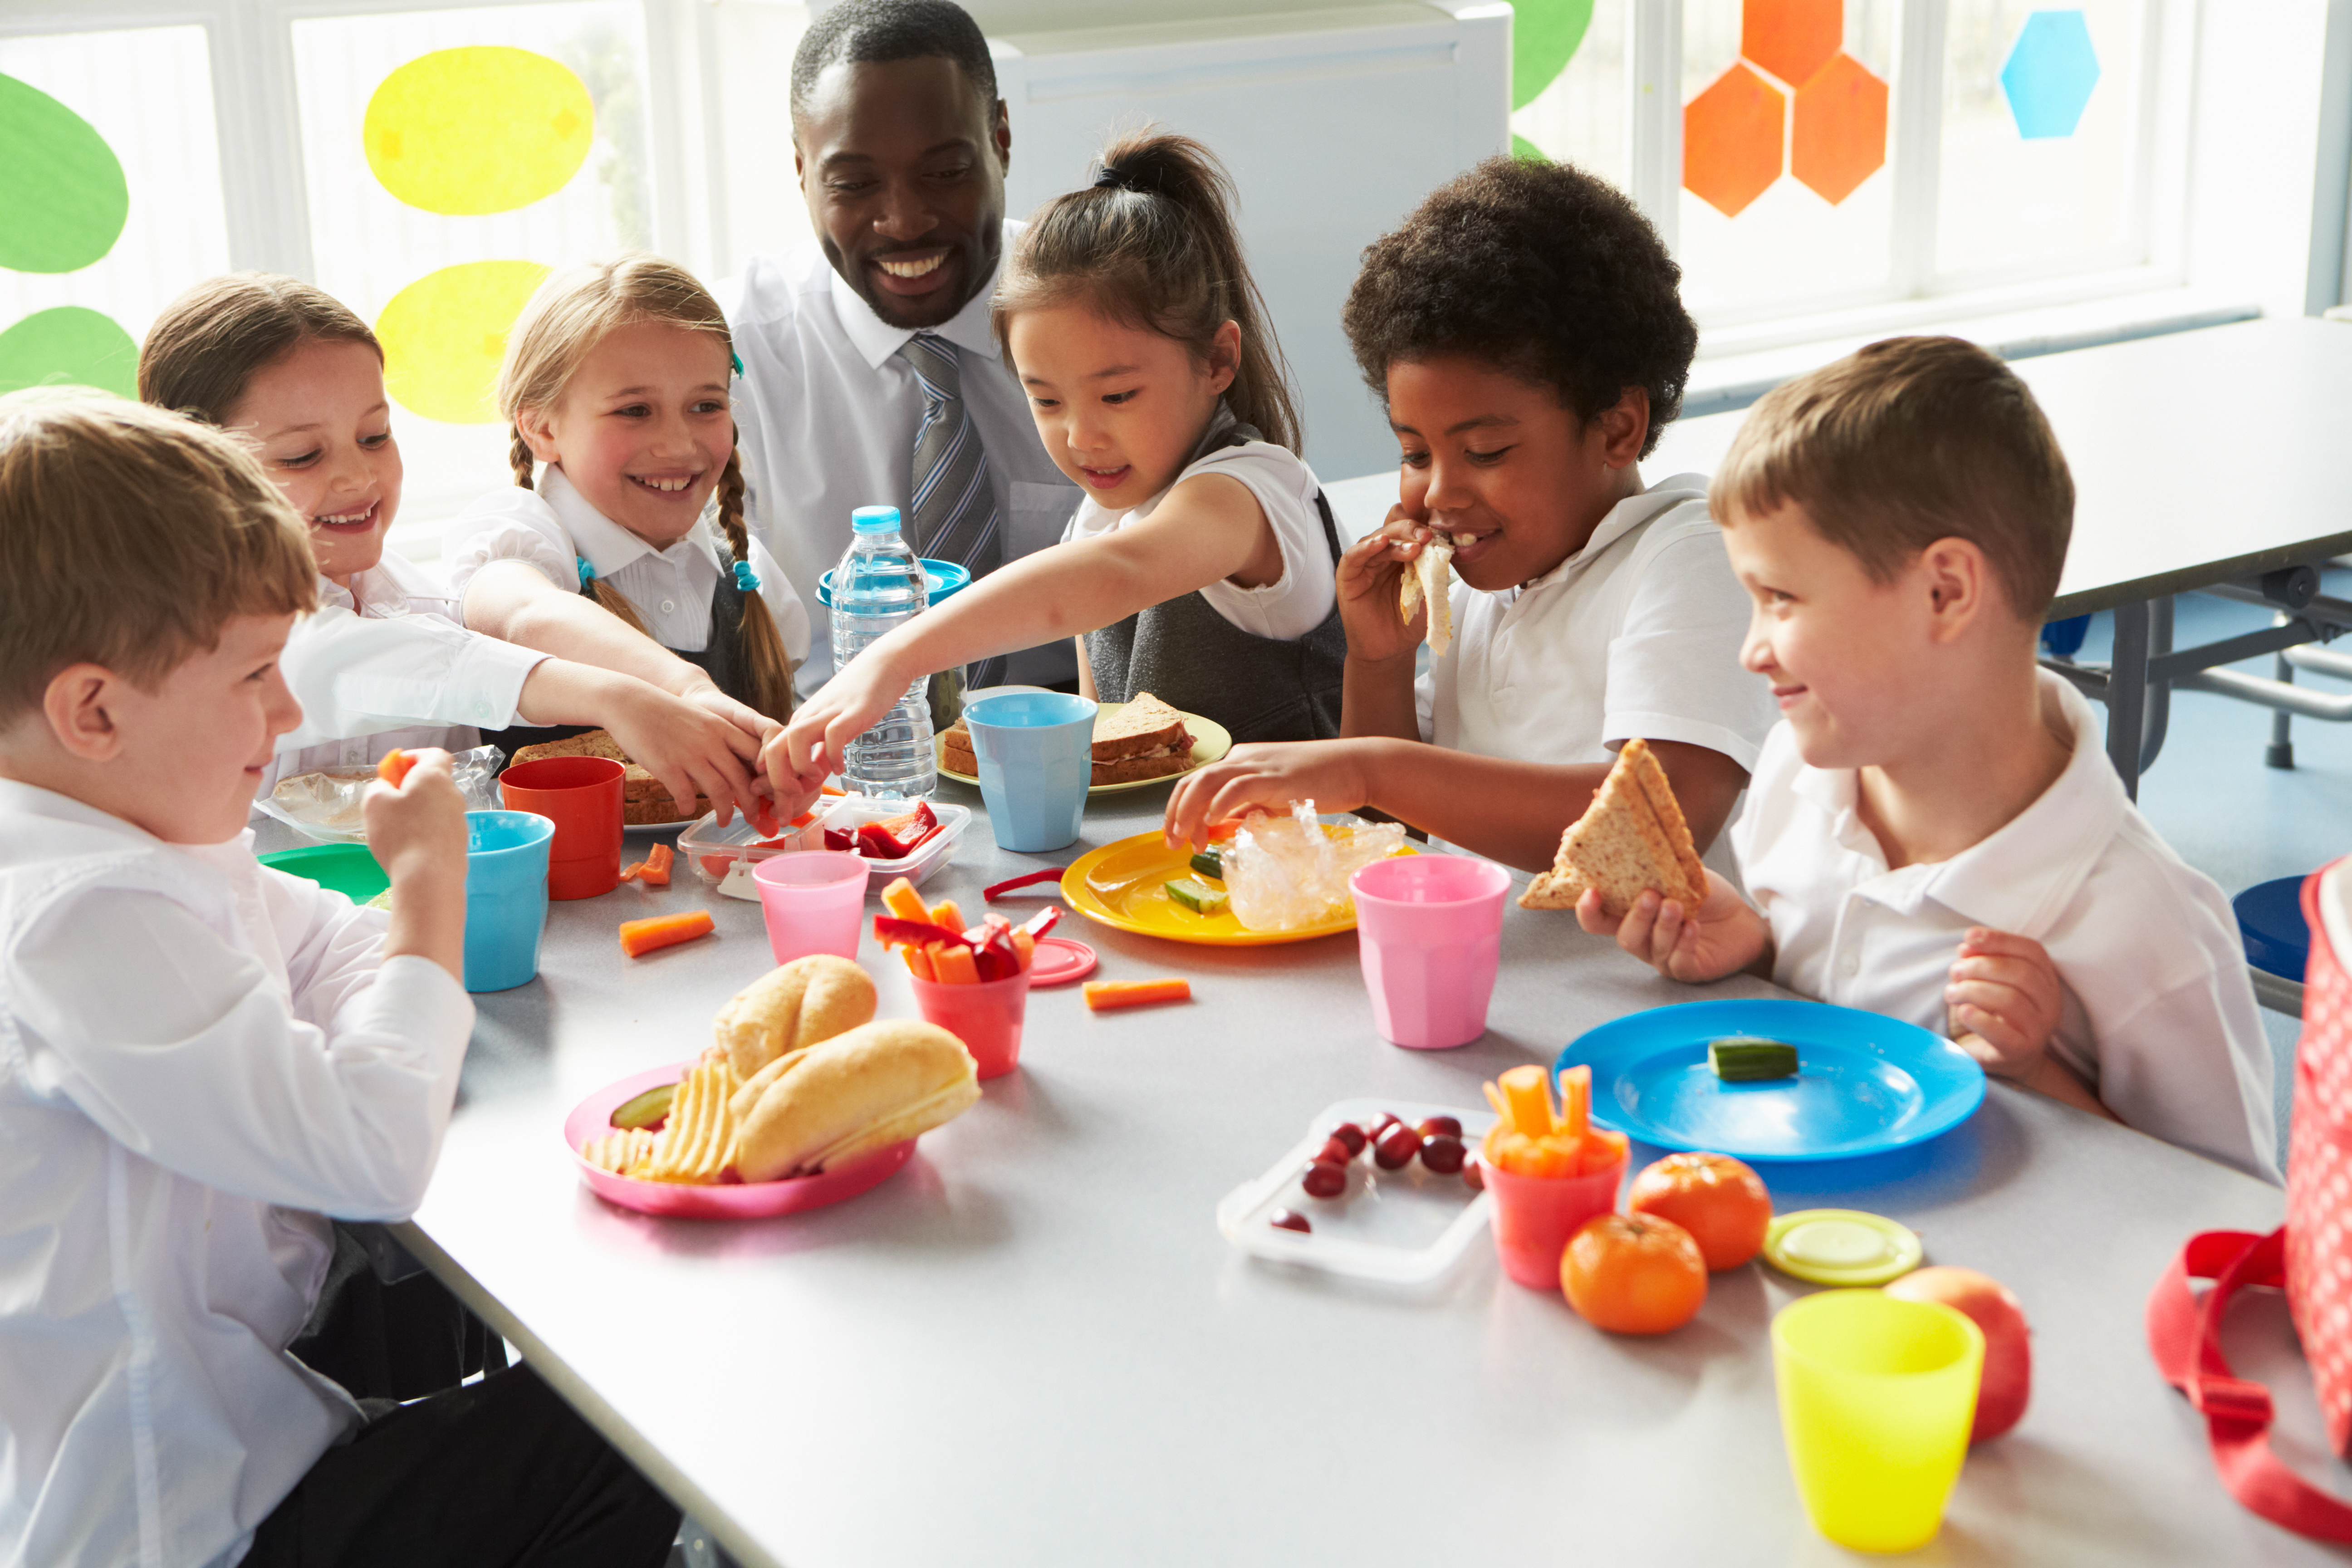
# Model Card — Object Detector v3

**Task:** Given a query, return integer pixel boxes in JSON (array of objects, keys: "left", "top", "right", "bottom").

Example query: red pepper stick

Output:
[{"left": 984, "top": 867, "right": 1066, "bottom": 901}]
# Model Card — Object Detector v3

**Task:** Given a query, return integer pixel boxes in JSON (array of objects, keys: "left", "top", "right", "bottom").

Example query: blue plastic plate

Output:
[
  {"left": 815, "top": 558, "right": 970, "bottom": 609},
  {"left": 1553, "top": 999, "right": 1985, "bottom": 1162}
]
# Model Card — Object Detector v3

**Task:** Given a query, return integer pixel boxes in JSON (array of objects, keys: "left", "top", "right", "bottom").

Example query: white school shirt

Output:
[
  {"left": 1730, "top": 671, "right": 2278, "bottom": 1181},
  {"left": 1060, "top": 441, "right": 1336, "bottom": 639},
  {"left": 441, "top": 465, "right": 810, "bottom": 666},
  {"left": 1415, "top": 474, "right": 1775, "bottom": 772},
  {"left": 719, "top": 221, "right": 1083, "bottom": 685},
  {"left": 0, "top": 782, "right": 474, "bottom": 1568},
  {"left": 265, "top": 551, "right": 549, "bottom": 794}
]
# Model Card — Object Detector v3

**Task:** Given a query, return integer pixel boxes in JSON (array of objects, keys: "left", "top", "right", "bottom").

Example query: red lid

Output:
[{"left": 1027, "top": 936, "right": 1098, "bottom": 987}]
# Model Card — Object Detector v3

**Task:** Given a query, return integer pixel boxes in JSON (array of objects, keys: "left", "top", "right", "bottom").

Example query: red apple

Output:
[{"left": 1886, "top": 1265, "right": 2031, "bottom": 1442}]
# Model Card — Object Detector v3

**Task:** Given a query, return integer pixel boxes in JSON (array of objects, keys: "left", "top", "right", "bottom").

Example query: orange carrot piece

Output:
[
  {"left": 1082, "top": 977, "right": 1191, "bottom": 1011},
  {"left": 1579, "top": 1128, "right": 1629, "bottom": 1175},
  {"left": 1558, "top": 1063, "right": 1591, "bottom": 1142},
  {"left": 1497, "top": 1064, "right": 1552, "bottom": 1139},
  {"left": 822, "top": 783, "right": 847, "bottom": 796},
  {"left": 928, "top": 897, "right": 964, "bottom": 933},
  {"left": 618, "top": 862, "right": 645, "bottom": 884},
  {"left": 881, "top": 877, "right": 930, "bottom": 923},
  {"left": 902, "top": 944, "right": 936, "bottom": 981},
  {"left": 619, "top": 910, "right": 714, "bottom": 957},
  {"left": 1009, "top": 926, "right": 1036, "bottom": 970},
  {"left": 931, "top": 943, "right": 980, "bottom": 985},
  {"left": 638, "top": 842, "right": 672, "bottom": 886},
  {"left": 376, "top": 748, "right": 415, "bottom": 787}
]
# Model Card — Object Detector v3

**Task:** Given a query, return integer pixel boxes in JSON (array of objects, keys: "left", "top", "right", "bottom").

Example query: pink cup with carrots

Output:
[
  {"left": 875, "top": 877, "right": 1059, "bottom": 1079},
  {"left": 1479, "top": 1063, "right": 1630, "bottom": 1289}
]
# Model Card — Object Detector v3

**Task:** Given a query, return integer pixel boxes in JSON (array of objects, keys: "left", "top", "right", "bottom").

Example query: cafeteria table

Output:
[{"left": 256, "top": 787, "right": 2346, "bottom": 1567}]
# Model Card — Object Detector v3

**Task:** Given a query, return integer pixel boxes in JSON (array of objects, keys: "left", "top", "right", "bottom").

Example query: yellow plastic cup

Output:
[{"left": 1771, "top": 1289, "right": 1984, "bottom": 1553}]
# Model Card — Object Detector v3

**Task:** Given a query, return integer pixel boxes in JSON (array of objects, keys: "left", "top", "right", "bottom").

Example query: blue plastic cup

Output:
[
  {"left": 963, "top": 691, "right": 1098, "bottom": 853},
  {"left": 463, "top": 810, "right": 554, "bottom": 993}
]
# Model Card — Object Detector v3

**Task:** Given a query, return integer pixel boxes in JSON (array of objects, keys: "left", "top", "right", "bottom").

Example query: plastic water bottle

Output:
[{"left": 830, "top": 505, "right": 936, "bottom": 799}]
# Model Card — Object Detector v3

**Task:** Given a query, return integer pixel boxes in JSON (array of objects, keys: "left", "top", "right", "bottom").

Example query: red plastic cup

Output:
[
  {"left": 1349, "top": 854, "right": 1511, "bottom": 1049},
  {"left": 1480, "top": 1144, "right": 1628, "bottom": 1289},
  {"left": 910, "top": 969, "right": 1029, "bottom": 1079},
  {"left": 500, "top": 755, "right": 624, "bottom": 901}
]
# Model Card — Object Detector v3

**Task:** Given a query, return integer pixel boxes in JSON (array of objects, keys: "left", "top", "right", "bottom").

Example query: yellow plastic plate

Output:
[
  {"left": 937, "top": 702, "right": 1233, "bottom": 795},
  {"left": 1060, "top": 828, "right": 1413, "bottom": 947}
]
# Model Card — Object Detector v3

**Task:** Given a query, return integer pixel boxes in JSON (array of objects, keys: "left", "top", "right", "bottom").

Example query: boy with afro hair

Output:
[{"left": 1167, "top": 157, "right": 1772, "bottom": 869}]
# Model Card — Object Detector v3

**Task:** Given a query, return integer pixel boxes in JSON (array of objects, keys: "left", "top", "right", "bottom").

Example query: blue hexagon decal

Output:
[{"left": 2001, "top": 10, "right": 2100, "bottom": 139}]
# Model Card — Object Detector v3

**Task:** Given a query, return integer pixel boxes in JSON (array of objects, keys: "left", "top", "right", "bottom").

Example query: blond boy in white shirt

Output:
[
  {"left": 0, "top": 396, "right": 678, "bottom": 1568},
  {"left": 1584, "top": 337, "right": 2276, "bottom": 1181}
]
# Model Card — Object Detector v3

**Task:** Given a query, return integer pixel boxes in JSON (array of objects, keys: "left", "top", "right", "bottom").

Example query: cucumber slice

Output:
[
  {"left": 1189, "top": 850, "right": 1224, "bottom": 882},
  {"left": 1165, "top": 877, "right": 1230, "bottom": 916},
  {"left": 611, "top": 1083, "right": 676, "bottom": 1131},
  {"left": 1710, "top": 1037, "right": 1799, "bottom": 1082}
]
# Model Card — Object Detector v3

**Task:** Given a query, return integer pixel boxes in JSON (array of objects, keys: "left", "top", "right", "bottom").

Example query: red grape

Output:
[
  {"left": 1270, "top": 1209, "right": 1311, "bottom": 1234},
  {"left": 1302, "top": 1160, "right": 1347, "bottom": 1199},
  {"left": 1366, "top": 1112, "right": 1401, "bottom": 1143},
  {"left": 1328, "top": 1123, "right": 1368, "bottom": 1158},
  {"left": 1419, "top": 1132, "right": 1465, "bottom": 1174},
  {"left": 1373, "top": 1123, "right": 1421, "bottom": 1170},
  {"left": 1315, "top": 1136, "right": 1355, "bottom": 1166},
  {"left": 1416, "top": 1115, "right": 1463, "bottom": 1140}
]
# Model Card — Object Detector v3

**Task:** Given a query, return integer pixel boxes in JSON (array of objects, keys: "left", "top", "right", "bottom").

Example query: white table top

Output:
[
  {"left": 1330, "top": 317, "right": 2352, "bottom": 619},
  {"left": 316, "top": 784, "right": 2348, "bottom": 1568}
]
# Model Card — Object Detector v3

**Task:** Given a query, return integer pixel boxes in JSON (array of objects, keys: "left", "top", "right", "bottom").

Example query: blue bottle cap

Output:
[{"left": 851, "top": 505, "right": 902, "bottom": 533}]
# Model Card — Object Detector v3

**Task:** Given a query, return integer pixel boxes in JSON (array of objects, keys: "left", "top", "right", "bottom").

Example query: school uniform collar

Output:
[
  {"left": 829, "top": 220, "right": 1014, "bottom": 372},
  {"left": 316, "top": 557, "right": 414, "bottom": 618},
  {"left": 540, "top": 464, "right": 725, "bottom": 580},
  {"left": 1785, "top": 670, "right": 2127, "bottom": 940},
  {"left": 1517, "top": 472, "right": 1710, "bottom": 595}
]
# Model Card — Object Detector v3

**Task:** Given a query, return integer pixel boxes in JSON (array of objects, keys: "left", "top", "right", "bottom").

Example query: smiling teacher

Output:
[{"left": 721, "top": 0, "right": 1082, "bottom": 693}]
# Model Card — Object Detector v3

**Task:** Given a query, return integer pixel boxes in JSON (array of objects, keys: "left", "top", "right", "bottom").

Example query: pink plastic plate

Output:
[{"left": 564, "top": 1061, "right": 913, "bottom": 1219}]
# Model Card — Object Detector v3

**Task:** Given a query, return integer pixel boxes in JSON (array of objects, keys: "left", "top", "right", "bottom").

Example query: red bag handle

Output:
[{"left": 2146, "top": 1228, "right": 2352, "bottom": 1542}]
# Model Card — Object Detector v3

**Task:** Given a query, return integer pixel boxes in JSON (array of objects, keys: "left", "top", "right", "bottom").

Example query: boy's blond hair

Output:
[
  {"left": 1714, "top": 336, "right": 2073, "bottom": 619},
  {"left": 498, "top": 254, "right": 795, "bottom": 721},
  {"left": 0, "top": 391, "right": 315, "bottom": 725}
]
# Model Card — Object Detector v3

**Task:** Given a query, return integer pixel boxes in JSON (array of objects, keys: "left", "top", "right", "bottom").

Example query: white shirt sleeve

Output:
[
  {"left": 1599, "top": 523, "right": 1775, "bottom": 773},
  {"left": 10, "top": 884, "right": 474, "bottom": 1219},
  {"left": 276, "top": 605, "right": 547, "bottom": 750},
  {"left": 2092, "top": 968, "right": 2279, "bottom": 1182},
  {"left": 1185, "top": 445, "right": 1338, "bottom": 643},
  {"left": 748, "top": 534, "right": 812, "bottom": 664},
  {"left": 441, "top": 485, "right": 580, "bottom": 600}
]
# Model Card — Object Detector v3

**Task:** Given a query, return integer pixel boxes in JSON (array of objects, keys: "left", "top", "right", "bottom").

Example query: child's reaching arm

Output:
[{"left": 770, "top": 471, "right": 1275, "bottom": 789}]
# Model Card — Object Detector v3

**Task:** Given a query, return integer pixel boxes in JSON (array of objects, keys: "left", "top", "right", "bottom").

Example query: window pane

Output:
[
  {"left": 289, "top": 2, "right": 656, "bottom": 524},
  {"left": 1938, "top": 0, "right": 2147, "bottom": 279},
  {"left": 1677, "top": 0, "right": 1901, "bottom": 319},
  {"left": 0, "top": 25, "right": 230, "bottom": 397},
  {"left": 1509, "top": 0, "right": 1629, "bottom": 192}
]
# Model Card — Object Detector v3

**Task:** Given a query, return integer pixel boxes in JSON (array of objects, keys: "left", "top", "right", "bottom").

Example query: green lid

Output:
[
  {"left": 1763, "top": 1208, "right": 1924, "bottom": 1287},
  {"left": 257, "top": 843, "right": 390, "bottom": 904}
]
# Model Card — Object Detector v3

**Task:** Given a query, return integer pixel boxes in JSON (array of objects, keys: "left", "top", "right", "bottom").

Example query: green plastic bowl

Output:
[{"left": 258, "top": 843, "right": 390, "bottom": 903}]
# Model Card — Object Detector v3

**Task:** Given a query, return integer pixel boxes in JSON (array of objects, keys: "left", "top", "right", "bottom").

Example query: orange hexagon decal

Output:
[
  {"left": 1743, "top": 0, "right": 1841, "bottom": 91},
  {"left": 1790, "top": 51, "right": 1886, "bottom": 205},
  {"left": 1684, "top": 63, "right": 1786, "bottom": 218}
]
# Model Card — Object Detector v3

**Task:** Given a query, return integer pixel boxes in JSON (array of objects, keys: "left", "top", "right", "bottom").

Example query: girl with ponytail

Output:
[
  {"left": 445, "top": 255, "right": 808, "bottom": 733},
  {"left": 773, "top": 130, "right": 1347, "bottom": 791}
]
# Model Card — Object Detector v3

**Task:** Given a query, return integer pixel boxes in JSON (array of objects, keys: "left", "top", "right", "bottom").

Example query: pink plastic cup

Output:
[
  {"left": 910, "top": 969, "right": 1030, "bottom": 1079},
  {"left": 752, "top": 851, "right": 868, "bottom": 964},
  {"left": 1349, "top": 854, "right": 1512, "bottom": 1049},
  {"left": 1481, "top": 1145, "right": 1628, "bottom": 1289},
  {"left": 499, "top": 755, "right": 624, "bottom": 901}
]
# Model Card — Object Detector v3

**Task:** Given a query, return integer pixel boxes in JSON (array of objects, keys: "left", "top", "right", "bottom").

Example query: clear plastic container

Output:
[
  {"left": 829, "top": 505, "right": 935, "bottom": 799},
  {"left": 1215, "top": 1097, "right": 1498, "bottom": 1286},
  {"left": 679, "top": 796, "right": 968, "bottom": 898}
]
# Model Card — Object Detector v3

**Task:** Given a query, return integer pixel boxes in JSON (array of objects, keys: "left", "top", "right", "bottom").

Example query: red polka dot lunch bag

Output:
[{"left": 2144, "top": 860, "right": 2352, "bottom": 1541}]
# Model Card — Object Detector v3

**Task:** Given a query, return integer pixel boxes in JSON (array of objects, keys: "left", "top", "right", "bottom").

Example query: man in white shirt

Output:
[{"left": 720, "top": 0, "right": 1081, "bottom": 687}]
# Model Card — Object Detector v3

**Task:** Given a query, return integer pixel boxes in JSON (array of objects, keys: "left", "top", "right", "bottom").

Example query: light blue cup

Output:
[
  {"left": 463, "top": 810, "right": 554, "bottom": 993},
  {"left": 964, "top": 691, "right": 1098, "bottom": 853}
]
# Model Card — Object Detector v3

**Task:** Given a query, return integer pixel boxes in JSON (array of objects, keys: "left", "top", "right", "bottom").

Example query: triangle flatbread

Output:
[
  {"left": 1396, "top": 538, "right": 1454, "bottom": 657},
  {"left": 1519, "top": 739, "right": 1707, "bottom": 917}
]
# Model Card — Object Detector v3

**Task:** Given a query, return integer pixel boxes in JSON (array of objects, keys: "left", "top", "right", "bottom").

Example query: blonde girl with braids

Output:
[
  {"left": 140, "top": 272, "right": 769, "bottom": 821},
  {"left": 772, "top": 130, "right": 1347, "bottom": 796},
  {"left": 444, "top": 255, "right": 808, "bottom": 745}
]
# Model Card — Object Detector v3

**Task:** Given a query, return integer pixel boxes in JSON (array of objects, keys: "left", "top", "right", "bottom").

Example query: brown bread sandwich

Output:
[
  {"left": 1519, "top": 738, "right": 1706, "bottom": 918},
  {"left": 508, "top": 728, "right": 707, "bottom": 824}
]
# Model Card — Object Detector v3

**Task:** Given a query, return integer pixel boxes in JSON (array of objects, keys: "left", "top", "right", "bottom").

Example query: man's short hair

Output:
[
  {"left": 0, "top": 391, "right": 314, "bottom": 726},
  {"left": 790, "top": 0, "right": 997, "bottom": 127},
  {"left": 1342, "top": 156, "right": 1697, "bottom": 460},
  {"left": 1714, "top": 337, "right": 2074, "bottom": 620}
]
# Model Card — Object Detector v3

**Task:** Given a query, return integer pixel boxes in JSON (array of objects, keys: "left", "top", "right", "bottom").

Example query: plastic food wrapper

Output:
[
  {"left": 1223, "top": 801, "right": 1406, "bottom": 932},
  {"left": 253, "top": 745, "right": 505, "bottom": 842}
]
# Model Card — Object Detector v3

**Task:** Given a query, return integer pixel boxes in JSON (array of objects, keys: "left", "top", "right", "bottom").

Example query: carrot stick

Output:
[
  {"left": 1558, "top": 1063, "right": 1591, "bottom": 1142},
  {"left": 1497, "top": 1064, "right": 1552, "bottom": 1139},
  {"left": 928, "top": 898, "right": 964, "bottom": 933},
  {"left": 1009, "top": 926, "right": 1035, "bottom": 970},
  {"left": 881, "top": 877, "right": 930, "bottom": 923},
  {"left": 1083, "top": 977, "right": 1191, "bottom": 1011},
  {"left": 902, "top": 945, "right": 936, "bottom": 981},
  {"left": 640, "top": 841, "right": 673, "bottom": 886},
  {"left": 619, "top": 910, "right": 714, "bottom": 957},
  {"left": 618, "top": 862, "right": 645, "bottom": 884},
  {"left": 376, "top": 748, "right": 415, "bottom": 787},
  {"left": 931, "top": 943, "right": 980, "bottom": 985}
]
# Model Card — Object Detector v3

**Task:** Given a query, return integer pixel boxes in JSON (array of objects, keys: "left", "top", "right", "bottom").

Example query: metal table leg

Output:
[{"left": 2107, "top": 599, "right": 2150, "bottom": 799}]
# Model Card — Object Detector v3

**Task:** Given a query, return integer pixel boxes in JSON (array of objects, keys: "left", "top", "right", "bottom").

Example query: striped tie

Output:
[{"left": 899, "top": 332, "right": 1004, "bottom": 692}]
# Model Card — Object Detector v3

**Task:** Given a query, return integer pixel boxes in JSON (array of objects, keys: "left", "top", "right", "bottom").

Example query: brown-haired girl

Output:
[
  {"left": 444, "top": 255, "right": 807, "bottom": 729},
  {"left": 141, "top": 272, "right": 769, "bottom": 819},
  {"left": 773, "top": 130, "right": 1347, "bottom": 788}
]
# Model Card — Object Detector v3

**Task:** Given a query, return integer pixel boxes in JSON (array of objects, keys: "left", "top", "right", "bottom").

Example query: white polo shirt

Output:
[
  {"left": 720, "top": 220, "right": 1083, "bottom": 686},
  {"left": 1730, "top": 670, "right": 2278, "bottom": 1182},
  {"left": 1416, "top": 474, "right": 1774, "bottom": 772}
]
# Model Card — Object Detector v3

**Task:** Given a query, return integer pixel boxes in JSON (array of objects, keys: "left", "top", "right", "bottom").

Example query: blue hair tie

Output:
[
  {"left": 576, "top": 555, "right": 596, "bottom": 588},
  {"left": 732, "top": 560, "right": 760, "bottom": 593},
  {"left": 730, "top": 350, "right": 744, "bottom": 377}
]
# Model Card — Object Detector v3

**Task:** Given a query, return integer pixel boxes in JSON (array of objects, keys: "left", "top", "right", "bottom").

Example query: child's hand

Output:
[
  {"left": 364, "top": 748, "right": 468, "bottom": 981},
  {"left": 1163, "top": 740, "right": 1374, "bottom": 847},
  {"left": 681, "top": 679, "right": 780, "bottom": 750},
  {"left": 775, "top": 649, "right": 915, "bottom": 784},
  {"left": 1945, "top": 929, "right": 2064, "bottom": 1079},
  {"left": 1332, "top": 508, "right": 1433, "bottom": 667},
  {"left": 603, "top": 683, "right": 761, "bottom": 826},
  {"left": 1577, "top": 871, "right": 1769, "bottom": 984},
  {"left": 755, "top": 727, "right": 828, "bottom": 821}
]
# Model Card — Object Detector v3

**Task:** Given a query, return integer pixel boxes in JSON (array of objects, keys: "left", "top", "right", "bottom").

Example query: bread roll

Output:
[
  {"left": 734, "top": 1019, "right": 980, "bottom": 1182},
  {"left": 711, "top": 954, "right": 877, "bottom": 1079}
]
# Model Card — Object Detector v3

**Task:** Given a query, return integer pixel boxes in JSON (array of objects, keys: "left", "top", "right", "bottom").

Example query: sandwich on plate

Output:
[
  {"left": 1519, "top": 738, "right": 1706, "bottom": 918},
  {"left": 941, "top": 690, "right": 1196, "bottom": 785}
]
